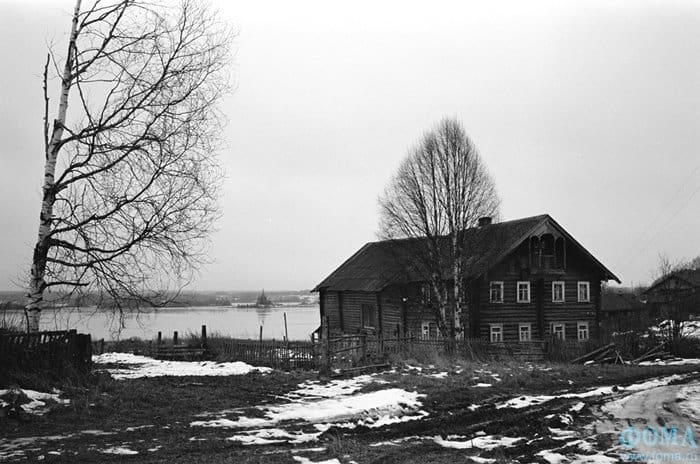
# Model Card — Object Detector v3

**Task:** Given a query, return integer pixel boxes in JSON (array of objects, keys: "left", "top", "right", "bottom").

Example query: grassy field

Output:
[{"left": 1, "top": 359, "right": 699, "bottom": 463}]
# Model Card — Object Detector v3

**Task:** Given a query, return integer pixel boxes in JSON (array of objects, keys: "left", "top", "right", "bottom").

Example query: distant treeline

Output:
[{"left": 0, "top": 290, "right": 317, "bottom": 310}]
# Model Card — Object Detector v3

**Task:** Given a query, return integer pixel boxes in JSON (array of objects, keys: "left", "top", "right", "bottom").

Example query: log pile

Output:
[
  {"left": 630, "top": 342, "right": 672, "bottom": 364},
  {"left": 571, "top": 343, "right": 623, "bottom": 365},
  {"left": 571, "top": 341, "right": 673, "bottom": 365}
]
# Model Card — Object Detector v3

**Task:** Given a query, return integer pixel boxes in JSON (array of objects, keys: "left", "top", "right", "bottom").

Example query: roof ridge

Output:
[{"left": 371, "top": 214, "right": 550, "bottom": 244}]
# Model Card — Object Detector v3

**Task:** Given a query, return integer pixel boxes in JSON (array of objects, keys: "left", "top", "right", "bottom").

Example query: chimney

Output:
[{"left": 478, "top": 217, "right": 492, "bottom": 227}]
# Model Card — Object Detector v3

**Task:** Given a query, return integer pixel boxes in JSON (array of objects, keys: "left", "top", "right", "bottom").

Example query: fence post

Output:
[
  {"left": 379, "top": 329, "right": 384, "bottom": 357},
  {"left": 100, "top": 338, "right": 105, "bottom": 355},
  {"left": 157, "top": 331, "right": 162, "bottom": 345},
  {"left": 201, "top": 325, "right": 207, "bottom": 348},
  {"left": 284, "top": 312, "right": 289, "bottom": 346},
  {"left": 360, "top": 334, "right": 367, "bottom": 364},
  {"left": 321, "top": 315, "right": 330, "bottom": 375},
  {"left": 173, "top": 331, "right": 178, "bottom": 345}
]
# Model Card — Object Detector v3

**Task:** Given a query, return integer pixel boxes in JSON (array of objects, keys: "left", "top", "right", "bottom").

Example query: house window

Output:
[
  {"left": 490, "top": 324, "right": 503, "bottom": 342},
  {"left": 519, "top": 323, "right": 532, "bottom": 341},
  {"left": 420, "top": 283, "right": 432, "bottom": 305},
  {"left": 578, "top": 282, "right": 590, "bottom": 302},
  {"left": 552, "top": 281, "right": 565, "bottom": 302},
  {"left": 421, "top": 321, "right": 439, "bottom": 339},
  {"left": 552, "top": 322, "right": 566, "bottom": 340},
  {"left": 578, "top": 322, "right": 589, "bottom": 340},
  {"left": 489, "top": 281, "right": 504, "bottom": 303},
  {"left": 361, "top": 304, "right": 376, "bottom": 328},
  {"left": 517, "top": 281, "right": 531, "bottom": 303}
]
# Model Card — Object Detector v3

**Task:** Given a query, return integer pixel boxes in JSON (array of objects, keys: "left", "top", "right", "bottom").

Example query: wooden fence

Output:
[
  {"left": 211, "top": 338, "right": 317, "bottom": 370},
  {"left": 0, "top": 329, "right": 92, "bottom": 377}
]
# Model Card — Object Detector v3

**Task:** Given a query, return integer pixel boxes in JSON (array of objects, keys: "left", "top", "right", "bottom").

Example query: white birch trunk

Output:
[{"left": 25, "top": 0, "right": 81, "bottom": 332}]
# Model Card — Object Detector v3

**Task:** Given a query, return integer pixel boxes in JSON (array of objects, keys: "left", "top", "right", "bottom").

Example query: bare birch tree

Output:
[
  {"left": 379, "top": 118, "right": 500, "bottom": 337},
  {"left": 25, "top": 0, "right": 232, "bottom": 331}
]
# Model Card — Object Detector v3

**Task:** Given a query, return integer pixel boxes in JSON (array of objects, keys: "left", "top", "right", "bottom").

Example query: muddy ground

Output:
[{"left": 2, "top": 360, "right": 700, "bottom": 463}]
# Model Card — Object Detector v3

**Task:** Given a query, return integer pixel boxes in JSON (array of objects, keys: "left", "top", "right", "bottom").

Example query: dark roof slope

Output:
[
  {"left": 314, "top": 214, "right": 620, "bottom": 292},
  {"left": 647, "top": 269, "right": 700, "bottom": 293}
]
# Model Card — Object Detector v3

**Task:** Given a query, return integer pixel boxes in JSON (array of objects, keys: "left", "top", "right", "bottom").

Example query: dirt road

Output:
[{"left": 593, "top": 380, "right": 700, "bottom": 463}]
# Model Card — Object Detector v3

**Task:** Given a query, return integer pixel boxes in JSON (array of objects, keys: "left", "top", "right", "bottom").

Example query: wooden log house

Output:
[{"left": 313, "top": 214, "right": 620, "bottom": 342}]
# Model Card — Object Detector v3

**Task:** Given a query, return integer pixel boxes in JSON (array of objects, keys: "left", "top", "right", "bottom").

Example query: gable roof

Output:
[
  {"left": 645, "top": 269, "right": 700, "bottom": 296},
  {"left": 313, "top": 214, "right": 620, "bottom": 292}
]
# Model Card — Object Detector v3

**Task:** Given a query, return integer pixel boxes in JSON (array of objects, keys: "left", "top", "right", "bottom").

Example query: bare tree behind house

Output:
[
  {"left": 378, "top": 118, "right": 500, "bottom": 337},
  {"left": 25, "top": 0, "right": 232, "bottom": 332}
]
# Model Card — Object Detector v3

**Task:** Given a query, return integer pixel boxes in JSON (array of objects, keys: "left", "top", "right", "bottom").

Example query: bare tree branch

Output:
[
  {"left": 378, "top": 118, "right": 500, "bottom": 338},
  {"left": 24, "top": 0, "right": 232, "bottom": 331}
]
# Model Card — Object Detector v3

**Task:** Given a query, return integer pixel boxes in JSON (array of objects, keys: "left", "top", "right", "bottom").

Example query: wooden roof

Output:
[
  {"left": 645, "top": 268, "right": 700, "bottom": 296},
  {"left": 313, "top": 214, "right": 620, "bottom": 292}
]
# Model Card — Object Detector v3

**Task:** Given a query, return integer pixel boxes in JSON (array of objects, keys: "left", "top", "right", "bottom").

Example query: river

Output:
[{"left": 3, "top": 305, "right": 320, "bottom": 341}]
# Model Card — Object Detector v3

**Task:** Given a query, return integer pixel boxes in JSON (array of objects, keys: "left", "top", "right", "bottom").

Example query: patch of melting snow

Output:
[
  {"left": 570, "top": 402, "right": 585, "bottom": 412},
  {"left": 93, "top": 352, "right": 270, "bottom": 379},
  {"left": 81, "top": 430, "right": 116, "bottom": 436},
  {"left": 473, "top": 383, "right": 492, "bottom": 388},
  {"left": 496, "top": 374, "right": 689, "bottom": 409},
  {"left": 433, "top": 434, "right": 524, "bottom": 450},
  {"left": 570, "top": 453, "right": 617, "bottom": 463},
  {"left": 285, "top": 376, "right": 373, "bottom": 399},
  {"left": 0, "top": 388, "right": 69, "bottom": 415},
  {"left": 369, "top": 436, "right": 425, "bottom": 447},
  {"left": 147, "top": 445, "right": 162, "bottom": 452},
  {"left": 549, "top": 427, "right": 577, "bottom": 440},
  {"left": 192, "top": 381, "right": 427, "bottom": 445},
  {"left": 124, "top": 425, "right": 154, "bottom": 432},
  {"left": 677, "top": 383, "right": 700, "bottom": 422},
  {"left": 292, "top": 457, "right": 340, "bottom": 464},
  {"left": 430, "top": 372, "right": 449, "bottom": 379},
  {"left": 639, "top": 358, "right": 700, "bottom": 366},
  {"left": 536, "top": 450, "right": 567, "bottom": 463},
  {"left": 101, "top": 446, "right": 139, "bottom": 455}
]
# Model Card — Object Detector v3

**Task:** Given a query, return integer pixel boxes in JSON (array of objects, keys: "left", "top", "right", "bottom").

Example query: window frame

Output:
[
  {"left": 489, "top": 281, "right": 504, "bottom": 303},
  {"left": 421, "top": 321, "right": 439, "bottom": 340},
  {"left": 577, "top": 281, "right": 590, "bottom": 303},
  {"left": 489, "top": 324, "right": 503, "bottom": 342},
  {"left": 552, "top": 281, "right": 565, "bottom": 303},
  {"left": 577, "top": 321, "right": 589, "bottom": 340},
  {"left": 519, "top": 323, "right": 532, "bottom": 342},
  {"left": 552, "top": 322, "right": 566, "bottom": 340},
  {"left": 517, "top": 281, "right": 531, "bottom": 303},
  {"left": 361, "top": 304, "right": 376, "bottom": 329}
]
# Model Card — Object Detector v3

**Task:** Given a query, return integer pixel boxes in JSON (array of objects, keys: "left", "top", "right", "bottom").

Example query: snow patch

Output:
[
  {"left": 192, "top": 387, "right": 427, "bottom": 445},
  {"left": 536, "top": 450, "right": 567, "bottom": 463},
  {"left": 497, "top": 374, "right": 688, "bottom": 409},
  {"left": 93, "top": 352, "right": 270, "bottom": 379},
  {"left": 292, "top": 457, "right": 341, "bottom": 464},
  {"left": 433, "top": 434, "right": 523, "bottom": 450},
  {"left": 101, "top": 446, "right": 139, "bottom": 455},
  {"left": 0, "top": 388, "right": 69, "bottom": 415}
]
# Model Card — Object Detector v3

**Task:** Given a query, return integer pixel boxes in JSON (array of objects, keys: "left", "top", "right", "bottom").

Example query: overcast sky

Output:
[{"left": 1, "top": 0, "right": 699, "bottom": 291}]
